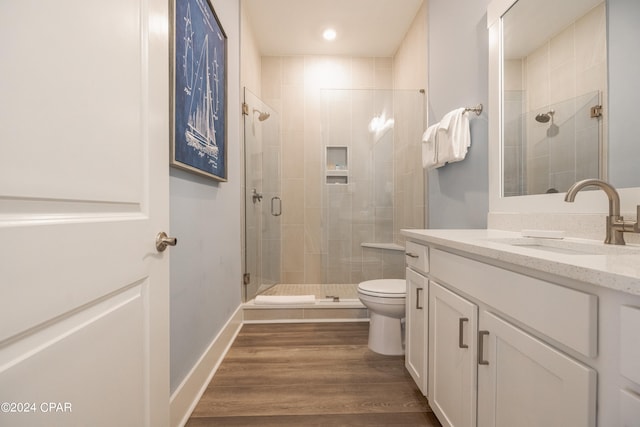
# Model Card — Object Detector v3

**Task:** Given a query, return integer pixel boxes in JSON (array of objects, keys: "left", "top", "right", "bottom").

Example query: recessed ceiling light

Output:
[{"left": 322, "top": 28, "right": 337, "bottom": 41}]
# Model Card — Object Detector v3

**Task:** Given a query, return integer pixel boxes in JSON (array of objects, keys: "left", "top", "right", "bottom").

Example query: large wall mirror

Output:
[
  {"left": 502, "top": 0, "right": 605, "bottom": 197},
  {"left": 488, "top": 0, "right": 640, "bottom": 213}
]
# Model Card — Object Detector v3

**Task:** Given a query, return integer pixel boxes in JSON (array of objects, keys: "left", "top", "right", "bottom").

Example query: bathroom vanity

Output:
[{"left": 402, "top": 228, "right": 640, "bottom": 427}]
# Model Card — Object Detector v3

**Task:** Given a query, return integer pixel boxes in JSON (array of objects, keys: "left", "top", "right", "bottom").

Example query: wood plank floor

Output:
[{"left": 186, "top": 322, "right": 442, "bottom": 426}]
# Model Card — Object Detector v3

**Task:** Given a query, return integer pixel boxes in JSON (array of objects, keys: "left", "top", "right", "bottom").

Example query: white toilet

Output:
[{"left": 357, "top": 279, "right": 406, "bottom": 355}]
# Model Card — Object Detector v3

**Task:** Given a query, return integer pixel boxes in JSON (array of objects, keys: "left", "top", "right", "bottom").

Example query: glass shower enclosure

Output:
[
  {"left": 242, "top": 87, "right": 425, "bottom": 301},
  {"left": 320, "top": 89, "right": 424, "bottom": 283},
  {"left": 243, "top": 88, "right": 281, "bottom": 302}
]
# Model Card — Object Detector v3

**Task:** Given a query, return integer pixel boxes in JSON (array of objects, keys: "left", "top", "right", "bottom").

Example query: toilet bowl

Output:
[{"left": 357, "top": 279, "right": 406, "bottom": 355}]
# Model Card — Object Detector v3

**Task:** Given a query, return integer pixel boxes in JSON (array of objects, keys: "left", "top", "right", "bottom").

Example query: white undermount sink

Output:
[{"left": 488, "top": 237, "right": 640, "bottom": 256}]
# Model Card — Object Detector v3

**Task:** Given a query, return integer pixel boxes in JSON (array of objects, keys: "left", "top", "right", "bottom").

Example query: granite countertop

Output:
[{"left": 401, "top": 229, "right": 640, "bottom": 296}]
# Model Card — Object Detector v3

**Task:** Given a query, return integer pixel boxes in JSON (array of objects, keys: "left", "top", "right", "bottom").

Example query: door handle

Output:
[
  {"left": 271, "top": 196, "right": 282, "bottom": 216},
  {"left": 459, "top": 317, "right": 469, "bottom": 348},
  {"left": 156, "top": 232, "right": 177, "bottom": 252},
  {"left": 416, "top": 287, "right": 423, "bottom": 309},
  {"left": 478, "top": 330, "right": 490, "bottom": 365}
]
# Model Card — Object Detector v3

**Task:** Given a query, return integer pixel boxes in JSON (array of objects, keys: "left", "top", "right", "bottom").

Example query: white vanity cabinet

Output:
[
  {"left": 428, "top": 277, "right": 596, "bottom": 427},
  {"left": 416, "top": 241, "right": 598, "bottom": 427},
  {"left": 405, "top": 241, "right": 429, "bottom": 395},
  {"left": 400, "top": 228, "right": 640, "bottom": 426},
  {"left": 428, "top": 281, "right": 478, "bottom": 427}
]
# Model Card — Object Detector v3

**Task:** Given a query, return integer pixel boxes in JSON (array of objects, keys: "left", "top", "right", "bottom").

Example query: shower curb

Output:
[{"left": 243, "top": 301, "right": 368, "bottom": 322}]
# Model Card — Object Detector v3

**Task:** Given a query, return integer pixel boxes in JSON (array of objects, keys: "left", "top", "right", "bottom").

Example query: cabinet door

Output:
[
  {"left": 406, "top": 267, "right": 428, "bottom": 395},
  {"left": 478, "top": 311, "right": 596, "bottom": 427},
  {"left": 429, "top": 281, "right": 478, "bottom": 427}
]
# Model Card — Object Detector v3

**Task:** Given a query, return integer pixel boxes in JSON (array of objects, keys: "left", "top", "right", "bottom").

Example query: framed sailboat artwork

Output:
[{"left": 171, "top": 0, "right": 227, "bottom": 181}]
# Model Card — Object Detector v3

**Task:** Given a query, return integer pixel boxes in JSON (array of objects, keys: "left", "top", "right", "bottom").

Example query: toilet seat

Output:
[{"left": 357, "top": 279, "right": 406, "bottom": 298}]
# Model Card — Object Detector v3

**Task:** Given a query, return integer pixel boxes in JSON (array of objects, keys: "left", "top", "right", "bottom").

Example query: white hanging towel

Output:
[
  {"left": 436, "top": 108, "right": 470, "bottom": 165},
  {"left": 254, "top": 295, "right": 316, "bottom": 305},
  {"left": 421, "top": 123, "right": 441, "bottom": 169}
]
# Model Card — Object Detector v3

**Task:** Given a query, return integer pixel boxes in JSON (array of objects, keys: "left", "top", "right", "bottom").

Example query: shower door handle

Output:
[
  {"left": 271, "top": 196, "right": 282, "bottom": 216},
  {"left": 252, "top": 188, "right": 263, "bottom": 203}
]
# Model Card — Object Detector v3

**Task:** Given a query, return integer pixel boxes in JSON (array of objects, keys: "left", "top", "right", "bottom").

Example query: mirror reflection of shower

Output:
[
  {"left": 253, "top": 109, "right": 271, "bottom": 121},
  {"left": 535, "top": 109, "right": 559, "bottom": 137},
  {"left": 535, "top": 109, "right": 555, "bottom": 123}
]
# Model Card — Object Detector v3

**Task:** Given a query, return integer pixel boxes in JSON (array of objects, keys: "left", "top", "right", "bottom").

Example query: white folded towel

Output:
[
  {"left": 421, "top": 123, "right": 440, "bottom": 169},
  {"left": 421, "top": 108, "right": 471, "bottom": 170},
  {"left": 436, "top": 109, "right": 455, "bottom": 162},
  {"left": 437, "top": 107, "right": 470, "bottom": 165},
  {"left": 254, "top": 295, "right": 316, "bottom": 305},
  {"left": 449, "top": 108, "right": 471, "bottom": 161}
]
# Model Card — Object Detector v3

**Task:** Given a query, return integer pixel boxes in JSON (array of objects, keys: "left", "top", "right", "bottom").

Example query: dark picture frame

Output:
[{"left": 171, "top": 0, "right": 227, "bottom": 181}]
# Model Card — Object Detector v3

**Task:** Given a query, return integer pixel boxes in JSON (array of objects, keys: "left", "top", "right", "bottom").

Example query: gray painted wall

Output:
[
  {"left": 427, "top": 0, "right": 490, "bottom": 229},
  {"left": 608, "top": 0, "right": 640, "bottom": 189},
  {"left": 169, "top": 0, "right": 242, "bottom": 394}
]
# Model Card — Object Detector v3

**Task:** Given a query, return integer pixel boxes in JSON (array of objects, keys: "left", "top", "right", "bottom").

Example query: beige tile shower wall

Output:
[
  {"left": 262, "top": 56, "right": 393, "bottom": 284},
  {"left": 525, "top": 3, "right": 606, "bottom": 112},
  {"left": 524, "top": 3, "right": 607, "bottom": 194},
  {"left": 392, "top": 1, "right": 428, "bottom": 244}
]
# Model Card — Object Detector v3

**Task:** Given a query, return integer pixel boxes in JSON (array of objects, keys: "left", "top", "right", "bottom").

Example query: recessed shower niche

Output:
[{"left": 325, "top": 146, "right": 349, "bottom": 185}]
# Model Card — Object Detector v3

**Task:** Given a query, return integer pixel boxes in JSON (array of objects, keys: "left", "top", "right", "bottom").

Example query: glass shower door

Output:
[
  {"left": 320, "top": 89, "right": 424, "bottom": 284},
  {"left": 243, "top": 88, "right": 281, "bottom": 302}
]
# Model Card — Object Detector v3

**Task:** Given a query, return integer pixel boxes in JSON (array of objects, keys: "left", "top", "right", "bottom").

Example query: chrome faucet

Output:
[{"left": 564, "top": 179, "right": 640, "bottom": 245}]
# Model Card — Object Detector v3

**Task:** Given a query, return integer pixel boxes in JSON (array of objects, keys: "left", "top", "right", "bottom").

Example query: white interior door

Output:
[{"left": 0, "top": 1, "right": 170, "bottom": 426}]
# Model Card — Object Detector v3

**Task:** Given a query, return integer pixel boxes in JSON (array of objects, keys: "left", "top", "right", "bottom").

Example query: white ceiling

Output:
[{"left": 242, "top": 0, "right": 424, "bottom": 57}]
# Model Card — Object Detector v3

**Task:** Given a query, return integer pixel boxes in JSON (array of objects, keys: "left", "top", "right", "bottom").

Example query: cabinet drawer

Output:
[
  {"left": 431, "top": 248, "right": 597, "bottom": 358},
  {"left": 406, "top": 241, "right": 429, "bottom": 274}
]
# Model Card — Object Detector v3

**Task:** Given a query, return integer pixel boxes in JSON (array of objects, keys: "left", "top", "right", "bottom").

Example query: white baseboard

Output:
[{"left": 169, "top": 305, "right": 243, "bottom": 427}]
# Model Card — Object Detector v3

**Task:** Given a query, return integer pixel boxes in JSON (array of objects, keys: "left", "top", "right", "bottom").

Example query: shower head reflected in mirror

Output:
[
  {"left": 253, "top": 109, "right": 271, "bottom": 121},
  {"left": 535, "top": 109, "right": 555, "bottom": 123}
]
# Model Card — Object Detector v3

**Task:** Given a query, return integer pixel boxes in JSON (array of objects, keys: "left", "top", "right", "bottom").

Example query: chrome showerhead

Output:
[
  {"left": 535, "top": 109, "right": 555, "bottom": 123},
  {"left": 253, "top": 109, "right": 270, "bottom": 121}
]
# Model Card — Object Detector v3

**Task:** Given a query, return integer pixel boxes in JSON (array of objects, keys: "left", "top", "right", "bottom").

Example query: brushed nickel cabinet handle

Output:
[
  {"left": 406, "top": 252, "right": 419, "bottom": 258},
  {"left": 478, "top": 330, "right": 490, "bottom": 365},
  {"left": 459, "top": 317, "right": 469, "bottom": 349},
  {"left": 416, "top": 287, "right": 423, "bottom": 310}
]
